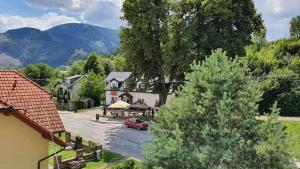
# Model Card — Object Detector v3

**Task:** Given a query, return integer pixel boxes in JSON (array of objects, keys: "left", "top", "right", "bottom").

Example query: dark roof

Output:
[
  {"left": 0, "top": 71, "right": 65, "bottom": 133},
  {"left": 105, "top": 72, "right": 132, "bottom": 82},
  {"left": 60, "top": 75, "right": 85, "bottom": 88}
]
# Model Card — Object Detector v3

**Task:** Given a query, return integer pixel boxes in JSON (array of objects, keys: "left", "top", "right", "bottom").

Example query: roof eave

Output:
[{"left": 12, "top": 110, "right": 67, "bottom": 147}]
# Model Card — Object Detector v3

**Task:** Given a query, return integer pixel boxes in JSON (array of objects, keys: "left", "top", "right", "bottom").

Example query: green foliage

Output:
[
  {"left": 68, "top": 60, "right": 85, "bottom": 76},
  {"left": 98, "top": 56, "right": 113, "bottom": 76},
  {"left": 278, "top": 87, "right": 300, "bottom": 116},
  {"left": 84, "top": 52, "right": 112, "bottom": 76},
  {"left": 24, "top": 63, "right": 60, "bottom": 86},
  {"left": 112, "top": 55, "right": 127, "bottom": 71},
  {"left": 143, "top": 50, "right": 295, "bottom": 169},
  {"left": 84, "top": 53, "right": 104, "bottom": 75},
  {"left": 79, "top": 71, "right": 105, "bottom": 106},
  {"left": 121, "top": 0, "right": 264, "bottom": 105},
  {"left": 244, "top": 38, "right": 300, "bottom": 116},
  {"left": 290, "top": 16, "right": 300, "bottom": 39},
  {"left": 111, "top": 159, "right": 141, "bottom": 169}
]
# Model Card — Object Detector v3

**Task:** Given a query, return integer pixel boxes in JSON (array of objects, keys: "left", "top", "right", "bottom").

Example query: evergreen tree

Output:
[
  {"left": 143, "top": 49, "right": 295, "bottom": 169},
  {"left": 84, "top": 53, "right": 104, "bottom": 75}
]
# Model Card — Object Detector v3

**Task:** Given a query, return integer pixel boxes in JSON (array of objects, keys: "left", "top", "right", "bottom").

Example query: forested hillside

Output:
[{"left": 0, "top": 23, "right": 119, "bottom": 67}]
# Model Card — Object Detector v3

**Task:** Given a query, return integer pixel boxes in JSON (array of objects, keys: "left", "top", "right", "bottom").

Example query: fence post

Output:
[
  {"left": 76, "top": 149, "right": 84, "bottom": 159},
  {"left": 65, "top": 132, "right": 71, "bottom": 143},
  {"left": 53, "top": 154, "right": 62, "bottom": 169}
]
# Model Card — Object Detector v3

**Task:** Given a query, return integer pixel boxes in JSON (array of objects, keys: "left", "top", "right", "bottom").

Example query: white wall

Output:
[
  {"left": 69, "top": 82, "right": 81, "bottom": 100},
  {"left": 105, "top": 91, "right": 175, "bottom": 107}
]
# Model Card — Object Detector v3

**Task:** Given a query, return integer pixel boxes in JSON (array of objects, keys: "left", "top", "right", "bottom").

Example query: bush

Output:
[
  {"left": 278, "top": 89, "right": 300, "bottom": 116},
  {"left": 111, "top": 159, "right": 140, "bottom": 169}
]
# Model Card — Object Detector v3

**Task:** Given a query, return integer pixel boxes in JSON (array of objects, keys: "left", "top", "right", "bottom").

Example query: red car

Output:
[{"left": 124, "top": 118, "right": 148, "bottom": 130}]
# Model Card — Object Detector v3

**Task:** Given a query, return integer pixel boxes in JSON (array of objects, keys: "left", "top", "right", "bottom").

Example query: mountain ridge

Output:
[{"left": 0, "top": 23, "right": 120, "bottom": 67}]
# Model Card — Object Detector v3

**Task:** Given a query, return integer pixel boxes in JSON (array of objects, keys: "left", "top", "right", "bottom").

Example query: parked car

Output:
[{"left": 124, "top": 118, "right": 148, "bottom": 130}]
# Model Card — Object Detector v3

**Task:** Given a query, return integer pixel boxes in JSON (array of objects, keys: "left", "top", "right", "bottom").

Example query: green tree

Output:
[
  {"left": 244, "top": 38, "right": 300, "bottom": 116},
  {"left": 24, "top": 63, "right": 60, "bottom": 86},
  {"left": 112, "top": 55, "right": 127, "bottom": 71},
  {"left": 143, "top": 50, "right": 295, "bottom": 169},
  {"left": 185, "top": 0, "right": 264, "bottom": 58},
  {"left": 121, "top": 0, "right": 264, "bottom": 105},
  {"left": 68, "top": 60, "right": 85, "bottom": 76},
  {"left": 290, "top": 16, "right": 300, "bottom": 39},
  {"left": 79, "top": 71, "right": 105, "bottom": 106},
  {"left": 84, "top": 53, "right": 104, "bottom": 75},
  {"left": 98, "top": 56, "right": 112, "bottom": 76}
]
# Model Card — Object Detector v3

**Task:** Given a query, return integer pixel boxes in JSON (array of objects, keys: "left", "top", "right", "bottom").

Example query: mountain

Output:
[{"left": 0, "top": 23, "right": 120, "bottom": 67}]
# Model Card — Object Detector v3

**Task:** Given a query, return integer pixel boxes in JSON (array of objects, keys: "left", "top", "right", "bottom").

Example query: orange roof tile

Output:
[{"left": 0, "top": 71, "right": 65, "bottom": 133}]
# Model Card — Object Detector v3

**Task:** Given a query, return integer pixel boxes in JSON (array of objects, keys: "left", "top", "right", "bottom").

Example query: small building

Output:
[
  {"left": 0, "top": 71, "right": 67, "bottom": 169},
  {"left": 105, "top": 72, "right": 174, "bottom": 107},
  {"left": 57, "top": 75, "right": 85, "bottom": 103}
]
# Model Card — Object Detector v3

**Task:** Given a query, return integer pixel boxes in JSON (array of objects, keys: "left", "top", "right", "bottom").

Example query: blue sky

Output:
[{"left": 0, "top": 0, "right": 299, "bottom": 41}]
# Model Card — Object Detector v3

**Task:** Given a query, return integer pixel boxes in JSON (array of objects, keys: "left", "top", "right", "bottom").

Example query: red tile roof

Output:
[{"left": 0, "top": 71, "right": 65, "bottom": 133}]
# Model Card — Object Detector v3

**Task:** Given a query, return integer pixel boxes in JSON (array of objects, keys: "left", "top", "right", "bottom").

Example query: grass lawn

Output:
[
  {"left": 282, "top": 121, "right": 300, "bottom": 160},
  {"left": 84, "top": 150, "right": 123, "bottom": 169},
  {"left": 48, "top": 133, "right": 75, "bottom": 166},
  {"left": 48, "top": 133, "right": 123, "bottom": 168}
]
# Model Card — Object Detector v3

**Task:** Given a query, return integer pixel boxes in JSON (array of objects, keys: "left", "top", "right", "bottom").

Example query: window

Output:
[
  {"left": 111, "top": 82, "right": 118, "bottom": 89},
  {"left": 111, "top": 97, "right": 117, "bottom": 103}
]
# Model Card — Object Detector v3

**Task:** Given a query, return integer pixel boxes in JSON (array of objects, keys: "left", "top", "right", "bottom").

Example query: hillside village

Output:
[{"left": 0, "top": 1, "right": 300, "bottom": 169}]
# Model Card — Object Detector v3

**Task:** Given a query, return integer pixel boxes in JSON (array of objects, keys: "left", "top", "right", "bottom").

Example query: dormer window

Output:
[{"left": 111, "top": 81, "right": 118, "bottom": 89}]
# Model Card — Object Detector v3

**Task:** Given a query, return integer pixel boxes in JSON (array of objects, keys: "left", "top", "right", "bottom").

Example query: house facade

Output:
[
  {"left": 0, "top": 71, "right": 66, "bottom": 169},
  {"left": 57, "top": 75, "right": 85, "bottom": 103},
  {"left": 105, "top": 72, "right": 174, "bottom": 107}
]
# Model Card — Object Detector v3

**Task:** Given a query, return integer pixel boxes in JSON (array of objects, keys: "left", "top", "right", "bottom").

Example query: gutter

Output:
[{"left": 38, "top": 147, "right": 65, "bottom": 169}]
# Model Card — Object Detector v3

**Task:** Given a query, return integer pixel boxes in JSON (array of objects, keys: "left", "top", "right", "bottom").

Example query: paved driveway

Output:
[{"left": 59, "top": 109, "right": 153, "bottom": 160}]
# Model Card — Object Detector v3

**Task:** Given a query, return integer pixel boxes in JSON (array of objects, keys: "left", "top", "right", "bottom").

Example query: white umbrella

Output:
[{"left": 108, "top": 100, "right": 130, "bottom": 109}]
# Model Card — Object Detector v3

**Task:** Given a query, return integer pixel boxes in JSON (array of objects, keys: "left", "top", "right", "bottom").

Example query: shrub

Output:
[
  {"left": 278, "top": 88, "right": 300, "bottom": 116},
  {"left": 111, "top": 159, "right": 140, "bottom": 169}
]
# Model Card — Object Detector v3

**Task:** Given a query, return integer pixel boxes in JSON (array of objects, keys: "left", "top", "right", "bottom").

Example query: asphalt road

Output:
[{"left": 59, "top": 109, "right": 153, "bottom": 160}]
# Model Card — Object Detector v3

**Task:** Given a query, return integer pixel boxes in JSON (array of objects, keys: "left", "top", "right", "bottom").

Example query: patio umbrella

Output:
[
  {"left": 108, "top": 100, "right": 130, "bottom": 109},
  {"left": 129, "top": 100, "right": 150, "bottom": 110}
]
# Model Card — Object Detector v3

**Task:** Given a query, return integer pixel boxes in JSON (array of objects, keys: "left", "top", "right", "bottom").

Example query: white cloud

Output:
[
  {"left": 25, "top": 0, "right": 123, "bottom": 29},
  {"left": 25, "top": 0, "right": 89, "bottom": 11},
  {"left": 254, "top": 0, "right": 300, "bottom": 40},
  {"left": 0, "top": 12, "right": 79, "bottom": 32}
]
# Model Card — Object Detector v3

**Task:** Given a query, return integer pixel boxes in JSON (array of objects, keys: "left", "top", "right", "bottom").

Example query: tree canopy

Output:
[
  {"left": 79, "top": 71, "right": 105, "bottom": 106},
  {"left": 68, "top": 60, "right": 85, "bottom": 76},
  {"left": 143, "top": 50, "right": 295, "bottom": 169},
  {"left": 244, "top": 38, "right": 300, "bottom": 116},
  {"left": 24, "top": 63, "right": 60, "bottom": 86},
  {"left": 290, "top": 16, "right": 300, "bottom": 39},
  {"left": 84, "top": 53, "right": 104, "bottom": 75},
  {"left": 120, "top": 0, "right": 264, "bottom": 105}
]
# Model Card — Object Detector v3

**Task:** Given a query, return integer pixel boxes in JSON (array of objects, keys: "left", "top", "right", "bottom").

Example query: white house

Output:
[
  {"left": 105, "top": 72, "right": 174, "bottom": 107},
  {"left": 57, "top": 75, "right": 85, "bottom": 103}
]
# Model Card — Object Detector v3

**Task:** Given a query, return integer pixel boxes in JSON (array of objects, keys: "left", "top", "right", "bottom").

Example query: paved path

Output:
[
  {"left": 59, "top": 109, "right": 152, "bottom": 160},
  {"left": 257, "top": 116, "right": 300, "bottom": 121}
]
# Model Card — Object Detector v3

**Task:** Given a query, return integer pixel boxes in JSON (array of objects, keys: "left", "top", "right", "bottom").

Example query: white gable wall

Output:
[{"left": 69, "top": 82, "right": 81, "bottom": 100}]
